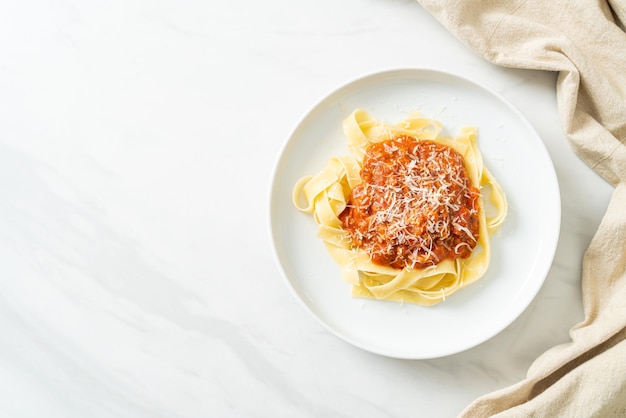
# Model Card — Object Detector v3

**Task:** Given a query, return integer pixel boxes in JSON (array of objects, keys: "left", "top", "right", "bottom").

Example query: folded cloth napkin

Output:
[{"left": 415, "top": 0, "right": 626, "bottom": 416}]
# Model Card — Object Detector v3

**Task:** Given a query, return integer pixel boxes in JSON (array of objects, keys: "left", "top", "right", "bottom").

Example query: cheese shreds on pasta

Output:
[
  {"left": 339, "top": 136, "right": 481, "bottom": 271},
  {"left": 293, "top": 109, "right": 507, "bottom": 306}
]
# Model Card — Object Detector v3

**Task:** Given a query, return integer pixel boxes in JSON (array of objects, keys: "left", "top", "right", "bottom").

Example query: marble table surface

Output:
[{"left": 0, "top": 0, "right": 615, "bottom": 417}]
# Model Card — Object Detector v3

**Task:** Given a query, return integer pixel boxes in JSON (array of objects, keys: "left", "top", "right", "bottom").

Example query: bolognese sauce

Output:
[{"left": 339, "top": 136, "right": 480, "bottom": 270}]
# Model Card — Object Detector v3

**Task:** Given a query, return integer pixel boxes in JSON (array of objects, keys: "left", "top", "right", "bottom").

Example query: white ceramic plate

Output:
[{"left": 269, "top": 68, "right": 561, "bottom": 359}]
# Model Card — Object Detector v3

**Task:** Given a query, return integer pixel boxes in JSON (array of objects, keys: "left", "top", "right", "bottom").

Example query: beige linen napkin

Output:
[{"left": 415, "top": 0, "right": 626, "bottom": 416}]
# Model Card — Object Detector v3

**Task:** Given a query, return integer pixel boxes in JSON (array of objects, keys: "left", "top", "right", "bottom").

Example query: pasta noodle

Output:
[{"left": 293, "top": 109, "right": 507, "bottom": 306}]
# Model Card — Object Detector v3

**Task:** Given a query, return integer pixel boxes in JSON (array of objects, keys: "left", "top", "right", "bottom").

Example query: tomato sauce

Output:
[{"left": 339, "top": 136, "right": 480, "bottom": 270}]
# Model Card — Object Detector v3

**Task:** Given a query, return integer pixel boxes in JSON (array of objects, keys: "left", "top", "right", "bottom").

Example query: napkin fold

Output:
[{"left": 415, "top": 0, "right": 626, "bottom": 416}]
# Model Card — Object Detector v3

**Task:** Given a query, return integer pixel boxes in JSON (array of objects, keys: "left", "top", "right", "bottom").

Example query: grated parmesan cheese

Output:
[{"left": 339, "top": 136, "right": 481, "bottom": 270}]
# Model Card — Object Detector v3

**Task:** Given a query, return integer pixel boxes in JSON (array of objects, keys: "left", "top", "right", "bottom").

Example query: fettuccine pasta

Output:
[{"left": 293, "top": 109, "right": 507, "bottom": 306}]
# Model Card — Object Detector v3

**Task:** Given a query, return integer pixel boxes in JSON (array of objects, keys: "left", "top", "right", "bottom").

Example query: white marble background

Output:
[{"left": 0, "top": 0, "right": 614, "bottom": 417}]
